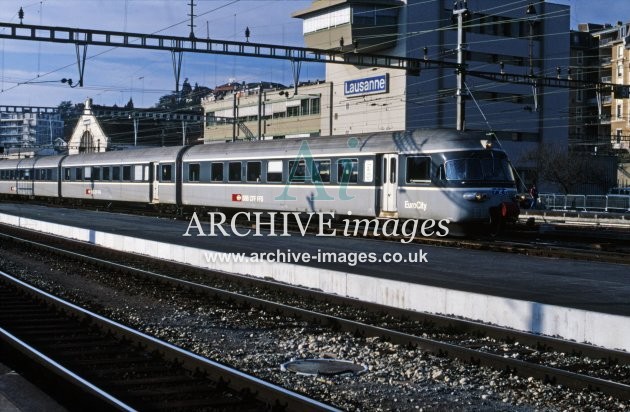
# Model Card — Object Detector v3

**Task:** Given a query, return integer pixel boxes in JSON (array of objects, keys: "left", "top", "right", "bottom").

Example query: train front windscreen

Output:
[{"left": 442, "top": 151, "right": 515, "bottom": 184}]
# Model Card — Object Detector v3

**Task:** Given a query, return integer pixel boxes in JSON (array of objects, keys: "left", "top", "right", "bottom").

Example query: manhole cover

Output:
[{"left": 281, "top": 359, "right": 367, "bottom": 376}]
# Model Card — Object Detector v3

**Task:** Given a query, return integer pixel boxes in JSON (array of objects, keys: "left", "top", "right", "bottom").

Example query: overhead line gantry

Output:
[{"left": 0, "top": 21, "right": 627, "bottom": 106}]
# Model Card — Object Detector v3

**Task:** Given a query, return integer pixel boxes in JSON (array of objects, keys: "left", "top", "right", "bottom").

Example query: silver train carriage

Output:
[{"left": 0, "top": 129, "right": 520, "bottom": 225}]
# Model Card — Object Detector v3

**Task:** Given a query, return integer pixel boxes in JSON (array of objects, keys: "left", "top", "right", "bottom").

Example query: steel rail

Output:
[{"left": 0, "top": 270, "right": 339, "bottom": 412}]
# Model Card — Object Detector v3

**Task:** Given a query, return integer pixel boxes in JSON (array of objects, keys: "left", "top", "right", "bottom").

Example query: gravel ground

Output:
[{"left": 0, "top": 241, "right": 627, "bottom": 411}]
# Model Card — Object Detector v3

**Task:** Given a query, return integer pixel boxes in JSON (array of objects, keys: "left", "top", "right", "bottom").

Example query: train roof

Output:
[
  {"left": 183, "top": 129, "right": 501, "bottom": 162},
  {"left": 62, "top": 146, "right": 184, "bottom": 166},
  {"left": 34, "top": 155, "right": 66, "bottom": 168}
]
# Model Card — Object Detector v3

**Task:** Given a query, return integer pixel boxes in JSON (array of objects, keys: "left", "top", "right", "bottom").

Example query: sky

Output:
[{"left": 1, "top": 0, "right": 630, "bottom": 109}]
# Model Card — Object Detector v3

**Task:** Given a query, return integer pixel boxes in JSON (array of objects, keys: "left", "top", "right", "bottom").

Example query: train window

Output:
[
  {"left": 188, "top": 163, "right": 200, "bottom": 182},
  {"left": 289, "top": 160, "right": 307, "bottom": 182},
  {"left": 211, "top": 162, "right": 224, "bottom": 181},
  {"left": 246, "top": 162, "right": 261, "bottom": 182},
  {"left": 161, "top": 165, "right": 172, "bottom": 182},
  {"left": 76, "top": 168, "right": 82, "bottom": 181},
  {"left": 390, "top": 158, "right": 397, "bottom": 184},
  {"left": 84, "top": 167, "right": 92, "bottom": 180},
  {"left": 122, "top": 166, "right": 131, "bottom": 181},
  {"left": 102, "top": 166, "right": 110, "bottom": 181},
  {"left": 64, "top": 168, "right": 71, "bottom": 180},
  {"left": 266, "top": 160, "right": 283, "bottom": 182},
  {"left": 228, "top": 162, "right": 242, "bottom": 182},
  {"left": 406, "top": 156, "right": 431, "bottom": 183},
  {"left": 92, "top": 167, "right": 101, "bottom": 181},
  {"left": 445, "top": 159, "right": 482, "bottom": 181},
  {"left": 113, "top": 166, "right": 121, "bottom": 181},
  {"left": 363, "top": 160, "right": 374, "bottom": 183},
  {"left": 337, "top": 159, "right": 358, "bottom": 183},
  {"left": 134, "top": 165, "right": 144, "bottom": 181},
  {"left": 313, "top": 160, "right": 330, "bottom": 183}
]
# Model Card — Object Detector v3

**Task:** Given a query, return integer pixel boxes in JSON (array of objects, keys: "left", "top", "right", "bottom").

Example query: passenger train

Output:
[{"left": 0, "top": 129, "right": 520, "bottom": 231}]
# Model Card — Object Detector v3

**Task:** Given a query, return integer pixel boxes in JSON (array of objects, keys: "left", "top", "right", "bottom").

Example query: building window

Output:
[
  {"left": 618, "top": 64, "right": 623, "bottom": 77},
  {"left": 311, "top": 98, "right": 320, "bottom": 115},
  {"left": 287, "top": 106, "right": 300, "bottom": 117},
  {"left": 617, "top": 104, "right": 622, "bottom": 119},
  {"left": 576, "top": 50, "right": 583, "bottom": 65},
  {"left": 617, "top": 129, "right": 623, "bottom": 143}
]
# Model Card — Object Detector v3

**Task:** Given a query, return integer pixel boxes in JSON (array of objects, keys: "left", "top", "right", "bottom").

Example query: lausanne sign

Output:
[{"left": 344, "top": 74, "right": 389, "bottom": 97}]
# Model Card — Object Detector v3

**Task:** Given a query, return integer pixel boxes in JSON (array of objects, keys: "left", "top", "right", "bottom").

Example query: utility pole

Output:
[
  {"left": 453, "top": 1, "right": 468, "bottom": 131},
  {"left": 257, "top": 83, "right": 263, "bottom": 140},
  {"left": 188, "top": 0, "right": 196, "bottom": 39}
]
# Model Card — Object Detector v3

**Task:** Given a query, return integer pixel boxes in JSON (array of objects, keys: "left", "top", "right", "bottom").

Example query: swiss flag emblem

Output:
[
  {"left": 232, "top": 193, "right": 242, "bottom": 202},
  {"left": 86, "top": 189, "right": 92, "bottom": 195}
]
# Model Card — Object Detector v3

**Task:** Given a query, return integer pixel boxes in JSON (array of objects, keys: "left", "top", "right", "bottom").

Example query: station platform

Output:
[
  {"left": 0, "top": 362, "right": 66, "bottom": 412},
  {"left": 0, "top": 203, "right": 628, "bottom": 351}
]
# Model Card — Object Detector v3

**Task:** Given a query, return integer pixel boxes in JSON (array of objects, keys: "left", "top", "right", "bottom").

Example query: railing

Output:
[{"left": 539, "top": 193, "right": 630, "bottom": 213}]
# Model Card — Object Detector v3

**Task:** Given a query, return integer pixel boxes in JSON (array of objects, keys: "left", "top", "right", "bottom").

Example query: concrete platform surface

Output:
[{"left": 0, "top": 363, "right": 66, "bottom": 412}]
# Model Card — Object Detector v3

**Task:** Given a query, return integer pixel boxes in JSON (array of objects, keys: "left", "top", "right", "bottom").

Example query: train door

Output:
[
  {"left": 381, "top": 153, "right": 398, "bottom": 216},
  {"left": 149, "top": 162, "right": 159, "bottom": 203},
  {"left": 16, "top": 161, "right": 33, "bottom": 196}
]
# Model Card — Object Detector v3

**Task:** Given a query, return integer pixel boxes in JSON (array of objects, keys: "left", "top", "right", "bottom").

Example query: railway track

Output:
[
  {"left": 0, "top": 269, "right": 337, "bottom": 411},
  {"left": 1, "top": 226, "right": 629, "bottom": 407}
]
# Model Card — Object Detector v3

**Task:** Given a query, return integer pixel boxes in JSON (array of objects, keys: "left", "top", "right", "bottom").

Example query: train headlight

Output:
[{"left": 463, "top": 192, "right": 488, "bottom": 202}]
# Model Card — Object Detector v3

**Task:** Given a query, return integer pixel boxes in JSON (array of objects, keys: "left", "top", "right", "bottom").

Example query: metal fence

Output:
[{"left": 539, "top": 194, "right": 630, "bottom": 213}]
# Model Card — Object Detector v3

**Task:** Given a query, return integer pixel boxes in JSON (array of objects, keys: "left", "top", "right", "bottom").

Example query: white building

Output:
[{"left": 0, "top": 106, "right": 63, "bottom": 150}]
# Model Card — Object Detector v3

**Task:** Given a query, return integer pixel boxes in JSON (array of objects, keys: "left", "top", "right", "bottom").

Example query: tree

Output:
[
  {"left": 57, "top": 100, "right": 83, "bottom": 140},
  {"left": 523, "top": 146, "right": 614, "bottom": 193}
]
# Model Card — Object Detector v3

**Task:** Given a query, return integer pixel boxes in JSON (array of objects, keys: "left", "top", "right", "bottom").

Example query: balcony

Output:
[
  {"left": 601, "top": 57, "right": 612, "bottom": 66},
  {"left": 601, "top": 76, "right": 612, "bottom": 83}
]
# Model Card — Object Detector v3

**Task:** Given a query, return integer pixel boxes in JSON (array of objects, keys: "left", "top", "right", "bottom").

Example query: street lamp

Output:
[{"left": 526, "top": 2, "right": 538, "bottom": 77}]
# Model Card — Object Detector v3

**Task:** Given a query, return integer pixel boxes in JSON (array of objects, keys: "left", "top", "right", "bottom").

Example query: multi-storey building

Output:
[
  {"left": 201, "top": 0, "right": 571, "bottom": 186},
  {"left": 569, "top": 24, "right": 608, "bottom": 152},
  {"left": 296, "top": 0, "right": 569, "bottom": 184},
  {"left": 0, "top": 106, "right": 63, "bottom": 151},
  {"left": 591, "top": 22, "right": 630, "bottom": 187}
]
